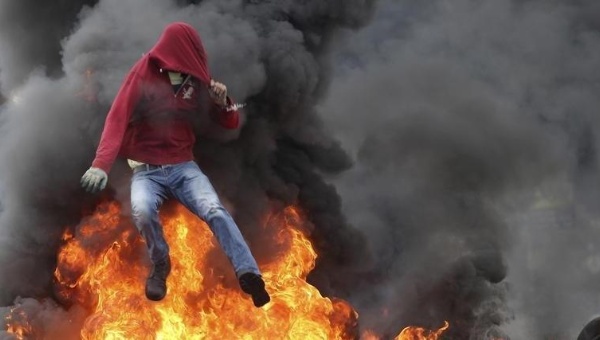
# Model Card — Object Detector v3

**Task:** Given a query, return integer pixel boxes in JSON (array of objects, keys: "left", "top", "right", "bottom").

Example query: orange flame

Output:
[
  {"left": 360, "top": 321, "right": 449, "bottom": 340},
  {"left": 395, "top": 321, "right": 449, "bottom": 340},
  {"left": 9, "top": 202, "right": 356, "bottom": 339},
  {"left": 5, "top": 201, "right": 451, "bottom": 339},
  {"left": 4, "top": 307, "right": 31, "bottom": 340},
  {"left": 361, "top": 329, "right": 381, "bottom": 340}
]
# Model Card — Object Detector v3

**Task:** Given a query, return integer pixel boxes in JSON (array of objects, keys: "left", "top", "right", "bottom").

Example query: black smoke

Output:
[
  {"left": 323, "top": 0, "right": 600, "bottom": 338},
  {"left": 0, "top": 1, "right": 99, "bottom": 93}
]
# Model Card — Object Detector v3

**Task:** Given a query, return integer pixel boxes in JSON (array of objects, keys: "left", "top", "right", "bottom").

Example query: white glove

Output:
[{"left": 80, "top": 167, "right": 108, "bottom": 193}]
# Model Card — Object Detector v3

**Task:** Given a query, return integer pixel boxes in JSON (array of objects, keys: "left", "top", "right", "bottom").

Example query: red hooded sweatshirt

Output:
[{"left": 91, "top": 22, "right": 240, "bottom": 173}]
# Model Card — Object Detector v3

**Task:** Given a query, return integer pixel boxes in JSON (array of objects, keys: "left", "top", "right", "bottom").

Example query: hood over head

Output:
[{"left": 148, "top": 22, "right": 211, "bottom": 85}]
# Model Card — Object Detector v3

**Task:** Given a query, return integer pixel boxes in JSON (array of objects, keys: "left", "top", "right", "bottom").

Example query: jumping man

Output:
[{"left": 80, "top": 22, "right": 270, "bottom": 307}]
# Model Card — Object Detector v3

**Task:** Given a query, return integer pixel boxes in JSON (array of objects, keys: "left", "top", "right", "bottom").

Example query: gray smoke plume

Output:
[
  {"left": 0, "top": 0, "right": 376, "bottom": 337},
  {"left": 322, "top": 0, "right": 600, "bottom": 338}
]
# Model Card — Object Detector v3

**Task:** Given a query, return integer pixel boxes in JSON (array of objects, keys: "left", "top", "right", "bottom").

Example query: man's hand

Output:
[
  {"left": 209, "top": 79, "right": 227, "bottom": 107},
  {"left": 80, "top": 167, "right": 108, "bottom": 193}
]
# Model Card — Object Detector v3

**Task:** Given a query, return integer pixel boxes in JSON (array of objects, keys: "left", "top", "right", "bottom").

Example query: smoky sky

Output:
[{"left": 323, "top": 0, "right": 600, "bottom": 338}]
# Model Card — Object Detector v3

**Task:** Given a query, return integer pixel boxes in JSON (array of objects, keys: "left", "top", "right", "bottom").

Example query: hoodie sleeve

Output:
[
  {"left": 213, "top": 96, "right": 240, "bottom": 129},
  {"left": 91, "top": 70, "right": 143, "bottom": 173}
]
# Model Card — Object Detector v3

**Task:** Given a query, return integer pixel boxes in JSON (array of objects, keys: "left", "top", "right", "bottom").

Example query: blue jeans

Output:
[{"left": 130, "top": 161, "right": 260, "bottom": 277}]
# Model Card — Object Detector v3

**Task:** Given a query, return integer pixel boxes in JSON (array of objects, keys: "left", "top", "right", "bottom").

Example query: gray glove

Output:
[{"left": 80, "top": 167, "right": 108, "bottom": 193}]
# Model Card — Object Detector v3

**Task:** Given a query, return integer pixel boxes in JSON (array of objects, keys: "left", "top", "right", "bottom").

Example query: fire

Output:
[
  {"left": 7, "top": 202, "right": 356, "bottom": 339},
  {"left": 360, "top": 321, "right": 449, "bottom": 340},
  {"left": 4, "top": 201, "right": 451, "bottom": 339},
  {"left": 394, "top": 321, "right": 449, "bottom": 340},
  {"left": 361, "top": 329, "right": 381, "bottom": 340},
  {"left": 4, "top": 307, "right": 32, "bottom": 340}
]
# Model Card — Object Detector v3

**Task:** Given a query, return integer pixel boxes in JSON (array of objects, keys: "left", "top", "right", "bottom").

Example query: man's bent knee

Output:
[
  {"left": 132, "top": 200, "right": 159, "bottom": 225},
  {"left": 203, "top": 204, "right": 229, "bottom": 222}
]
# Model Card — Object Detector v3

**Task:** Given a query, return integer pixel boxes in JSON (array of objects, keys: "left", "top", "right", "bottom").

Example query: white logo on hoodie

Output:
[{"left": 182, "top": 86, "right": 194, "bottom": 100}]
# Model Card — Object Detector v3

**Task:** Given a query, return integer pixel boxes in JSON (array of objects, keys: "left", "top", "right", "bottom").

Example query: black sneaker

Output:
[
  {"left": 239, "top": 273, "right": 271, "bottom": 308},
  {"left": 145, "top": 257, "right": 171, "bottom": 301}
]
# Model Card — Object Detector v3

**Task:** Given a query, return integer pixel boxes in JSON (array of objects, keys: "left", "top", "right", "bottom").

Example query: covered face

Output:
[{"left": 148, "top": 22, "right": 211, "bottom": 85}]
